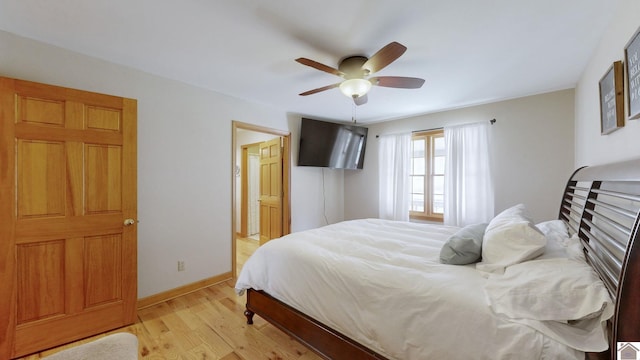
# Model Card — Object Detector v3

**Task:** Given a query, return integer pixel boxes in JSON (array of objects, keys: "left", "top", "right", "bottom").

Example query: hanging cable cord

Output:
[{"left": 322, "top": 167, "right": 329, "bottom": 225}]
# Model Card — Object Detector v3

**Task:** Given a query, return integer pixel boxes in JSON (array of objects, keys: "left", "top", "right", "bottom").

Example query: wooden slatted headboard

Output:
[{"left": 559, "top": 158, "right": 640, "bottom": 359}]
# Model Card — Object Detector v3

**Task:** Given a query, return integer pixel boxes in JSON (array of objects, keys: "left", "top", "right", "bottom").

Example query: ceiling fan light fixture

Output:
[
  {"left": 296, "top": 42, "right": 423, "bottom": 104},
  {"left": 339, "top": 78, "right": 371, "bottom": 98}
]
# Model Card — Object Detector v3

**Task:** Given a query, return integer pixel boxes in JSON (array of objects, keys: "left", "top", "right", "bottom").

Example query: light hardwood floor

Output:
[
  {"left": 18, "top": 237, "right": 322, "bottom": 360},
  {"left": 236, "top": 235, "right": 259, "bottom": 276}
]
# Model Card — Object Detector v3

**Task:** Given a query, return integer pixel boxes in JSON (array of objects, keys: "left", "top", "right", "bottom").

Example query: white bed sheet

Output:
[{"left": 235, "top": 219, "right": 584, "bottom": 360}]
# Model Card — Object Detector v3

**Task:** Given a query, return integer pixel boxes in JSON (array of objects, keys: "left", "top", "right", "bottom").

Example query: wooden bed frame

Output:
[{"left": 243, "top": 158, "right": 640, "bottom": 360}]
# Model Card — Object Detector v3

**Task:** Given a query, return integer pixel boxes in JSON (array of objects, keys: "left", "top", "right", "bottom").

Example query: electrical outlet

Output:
[{"left": 177, "top": 261, "right": 185, "bottom": 271}]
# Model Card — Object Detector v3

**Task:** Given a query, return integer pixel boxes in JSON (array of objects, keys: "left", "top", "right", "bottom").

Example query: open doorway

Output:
[
  {"left": 232, "top": 121, "right": 291, "bottom": 279},
  {"left": 239, "top": 142, "right": 261, "bottom": 239}
]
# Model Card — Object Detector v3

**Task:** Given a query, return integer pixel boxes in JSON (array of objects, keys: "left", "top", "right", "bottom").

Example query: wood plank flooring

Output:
[
  {"left": 236, "top": 235, "right": 259, "bottom": 277},
  {"left": 18, "top": 236, "right": 322, "bottom": 360}
]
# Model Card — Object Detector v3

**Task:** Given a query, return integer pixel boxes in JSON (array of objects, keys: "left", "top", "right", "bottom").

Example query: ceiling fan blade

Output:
[
  {"left": 362, "top": 42, "right": 407, "bottom": 73},
  {"left": 299, "top": 83, "right": 341, "bottom": 96},
  {"left": 353, "top": 94, "right": 368, "bottom": 106},
  {"left": 296, "top": 58, "right": 345, "bottom": 77},
  {"left": 370, "top": 76, "right": 425, "bottom": 89}
]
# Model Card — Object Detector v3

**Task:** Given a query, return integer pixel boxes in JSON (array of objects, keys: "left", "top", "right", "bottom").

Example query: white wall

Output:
[
  {"left": 345, "top": 89, "right": 575, "bottom": 223},
  {"left": 0, "top": 30, "right": 336, "bottom": 298},
  {"left": 575, "top": 0, "right": 640, "bottom": 166}
]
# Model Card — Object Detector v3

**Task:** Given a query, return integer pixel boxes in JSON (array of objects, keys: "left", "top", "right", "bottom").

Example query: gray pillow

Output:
[{"left": 439, "top": 223, "right": 488, "bottom": 265}]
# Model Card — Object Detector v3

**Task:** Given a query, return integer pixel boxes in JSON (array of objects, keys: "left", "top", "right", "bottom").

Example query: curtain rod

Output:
[{"left": 375, "top": 119, "right": 496, "bottom": 138}]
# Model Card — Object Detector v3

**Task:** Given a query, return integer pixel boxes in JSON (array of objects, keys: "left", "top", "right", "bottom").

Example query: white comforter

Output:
[{"left": 235, "top": 219, "right": 584, "bottom": 360}]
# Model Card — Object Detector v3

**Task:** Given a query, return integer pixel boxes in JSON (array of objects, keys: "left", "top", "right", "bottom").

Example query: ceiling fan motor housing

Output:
[{"left": 339, "top": 56, "right": 369, "bottom": 79}]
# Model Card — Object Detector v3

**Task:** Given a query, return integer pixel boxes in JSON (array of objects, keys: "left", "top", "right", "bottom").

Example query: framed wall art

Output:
[
  {"left": 625, "top": 26, "right": 640, "bottom": 120},
  {"left": 599, "top": 61, "right": 624, "bottom": 135}
]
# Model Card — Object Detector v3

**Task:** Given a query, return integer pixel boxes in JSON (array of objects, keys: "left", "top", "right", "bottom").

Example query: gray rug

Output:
[{"left": 42, "top": 333, "right": 138, "bottom": 360}]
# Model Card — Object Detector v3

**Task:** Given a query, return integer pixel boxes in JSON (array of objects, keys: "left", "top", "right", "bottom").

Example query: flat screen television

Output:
[{"left": 298, "top": 118, "right": 368, "bottom": 169}]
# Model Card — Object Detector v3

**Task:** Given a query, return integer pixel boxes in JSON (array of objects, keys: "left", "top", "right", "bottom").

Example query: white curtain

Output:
[
  {"left": 444, "top": 122, "right": 494, "bottom": 226},
  {"left": 378, "top": 133, "right": 411, "bottom": 221}
]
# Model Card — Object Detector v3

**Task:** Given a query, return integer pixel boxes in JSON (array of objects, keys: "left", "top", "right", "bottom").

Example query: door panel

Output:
[
  {"left": 0, "top": 77, "right": 137, "bottom": 359},
  {"left": 86, "top": 106, "right": 121, "bottom": 131},
  {"left": 17, "top": 96, "right": 65, "bottom": 126},
  {"left": 269, "top": 207, "right": 281, "bottom": 239},
  {"left": 85, "top": 144, "right": 122, "bottom": 213},
  {"left": 17, "top": 140, "right": 66, "bottom": 218},
  {"left": 16, "top": 240, "right": 66, "bottom": 323},
  {"left": 84, "top": 234, "right": 122, "bottom": 307},
  {"left": 259, "top": 137, "right": 282, "bottom": 245}
]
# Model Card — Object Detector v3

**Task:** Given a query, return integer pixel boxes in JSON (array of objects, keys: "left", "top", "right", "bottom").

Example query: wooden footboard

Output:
[{"left": 244, "top": 289, "right": 388, "bottom": 360}]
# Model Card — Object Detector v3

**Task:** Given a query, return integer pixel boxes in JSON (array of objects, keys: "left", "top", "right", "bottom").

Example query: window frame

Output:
[{"left": 409, "top": 129, "right": 444, "bottom": 222}]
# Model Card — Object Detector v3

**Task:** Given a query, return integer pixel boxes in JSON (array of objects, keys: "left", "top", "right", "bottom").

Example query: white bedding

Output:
[{"left": 235, "top": 219, "right": 585, "bottom": 360}]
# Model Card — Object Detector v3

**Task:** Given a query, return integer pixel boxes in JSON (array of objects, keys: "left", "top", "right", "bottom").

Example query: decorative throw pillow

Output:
[
  {"left": 440, "top": 223, "right": 488, "bottom": 265},
  {"left": 476, "top": 204, "right": 547, "bottom": 273}
]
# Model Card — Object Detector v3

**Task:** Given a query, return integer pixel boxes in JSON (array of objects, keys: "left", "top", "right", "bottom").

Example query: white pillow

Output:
[
  {"left": 476, "top": 204, "right": 546, "bottom": 273},
  {"left": 536, "top": 235, "right": 567, "bottom": 260},
  {"left": 484, "top": 258, "right": 613, "bottom": 322},
  {"left": 536, "top": 220, "right": 569, "bottom": 243},
  {"left": 536, "top": 219, "right": 571, "bottom": 260},
  {"left": 566, "top": 233, "right": 586, "bottom": 262},
  {"left": 483, "top": 258, "right": 614, "bottom": 352}
]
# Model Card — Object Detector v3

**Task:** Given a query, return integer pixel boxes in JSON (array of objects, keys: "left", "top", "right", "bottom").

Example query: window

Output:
[{"left": 410, "top": 130, "right": 445, "bottom": 222}]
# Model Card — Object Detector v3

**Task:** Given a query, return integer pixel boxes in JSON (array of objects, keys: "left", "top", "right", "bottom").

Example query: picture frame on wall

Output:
[
  {"left": 599, "top": 61, "right": 624, "bottom": 135},
  {"left": 625, "top": 26, "right": 640, "bottom": 120}
]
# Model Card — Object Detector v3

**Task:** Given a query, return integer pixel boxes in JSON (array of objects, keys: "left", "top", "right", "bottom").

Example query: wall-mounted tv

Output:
[{"left": 298, "top": 118, "right": 368, "bottom": 170}]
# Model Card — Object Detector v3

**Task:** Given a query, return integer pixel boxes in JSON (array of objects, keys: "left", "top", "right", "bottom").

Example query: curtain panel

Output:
[
  {"left": 378, "top": 133, "right": 411, "bottom": 221},
  {"left": 444, "top": 122, "right": 494, "bottom": 226}
]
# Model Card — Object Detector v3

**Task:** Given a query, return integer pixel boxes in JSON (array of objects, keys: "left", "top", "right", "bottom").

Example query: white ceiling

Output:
[{"left": 0, "top": 0, "right": 620, "bottom": 123}]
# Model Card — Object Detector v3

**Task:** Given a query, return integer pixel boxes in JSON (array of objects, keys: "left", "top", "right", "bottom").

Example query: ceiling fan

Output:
[{"left": 296, "top": 41, "right": 425, "bottom": 106}]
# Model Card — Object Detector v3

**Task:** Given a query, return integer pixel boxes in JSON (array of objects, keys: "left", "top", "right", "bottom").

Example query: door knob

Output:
[{"left": 124, "top": 218, "right": 136, "bottom": 226}]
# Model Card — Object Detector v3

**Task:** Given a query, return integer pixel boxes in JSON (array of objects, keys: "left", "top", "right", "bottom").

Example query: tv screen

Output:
[{"left": 298, "top": 118, "right": 368, "bottom": 169}]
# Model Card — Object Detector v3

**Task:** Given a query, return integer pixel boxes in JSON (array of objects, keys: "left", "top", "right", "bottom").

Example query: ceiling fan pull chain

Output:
[{"left": 352, "top": 103, "right": 357, "bottom": 124}]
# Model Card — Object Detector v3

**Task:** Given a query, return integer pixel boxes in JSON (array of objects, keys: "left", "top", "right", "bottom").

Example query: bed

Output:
[{"left": 235, "top": 158, "right": 640, "bottom": 360}]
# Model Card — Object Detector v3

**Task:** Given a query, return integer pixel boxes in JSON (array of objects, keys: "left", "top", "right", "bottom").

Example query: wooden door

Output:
[
  {"left": 259, "top": 137, "right": 282, "bottom": 245},
  {"left": 0, "top": 77, "right": 137, "bottom": 359}
]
